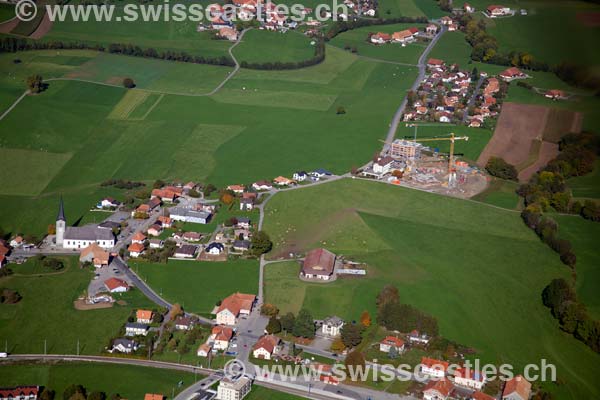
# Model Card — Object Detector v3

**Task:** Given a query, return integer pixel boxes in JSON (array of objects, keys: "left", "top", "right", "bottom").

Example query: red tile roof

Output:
[
  {"left": 253, "top": 334, "right": 280, "bottom": 353},
  {"left": 0, "top": 386, "right": 39, "bottom": 398},
  {"left": 381, "top": 336, "right": 404, "bottom": 347},
  {"left": 302, "top": 248, "right": 336, "bottom": 276},
  {"left": 104, "top": 277, "right": 129, "bottom": 291},
  {"left": 422, "top": 377, "right": 454, "bottom": 397},
  {"left": 421, "top": 357, "right": 449, "bottom": 372},
  {"left": 216, "top": 292, "right": 256, "bottom": 316},
  {"left": 503, "top": 375, "right": 531, "bottom": 399},
  {"left": 212, "top": 325, "right": 234, "bottom": 341}
]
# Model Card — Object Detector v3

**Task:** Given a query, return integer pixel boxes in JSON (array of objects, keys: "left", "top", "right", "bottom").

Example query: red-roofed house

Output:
[
  {"left": 545, "top": 89, "right": 567, "bottom": 100},
  {"left": 392, "top": 30, "right": 415, "bottom": 44},
  {"left": 472, "top": 391, "right": 495, "bottom": 400},
  {"left": 104, "top": 277, "right": 129, "bottom": 293},
  {"left": 0, "top": 386, "right": 39, "bottom": 400},
  {"left": 300, "top": 248, "right": 336, "bottom": 280},
  {"left": 0, "top": 254, "right": 6, "bottom": 268},
  {"left": 144, "top": 394, "right": 164, "bottom": 400},
  {"left": 423, "top": 377, "right": 454, "bottom": 400},
  {"left": 227, "top": 184, "right": 245, "bottom": 194},
  {"left": 132, "top": 232, "right": 147, "bottom": 244},
  {"left": 421, "top": 357, "right": 449, "bottom": 378},
  {"left": 502, "top": 375, "right": 531, "bottom": 400},
  {"left": 158, "top": 216, "right": 172, "bottom": 228},
  {"left": 454, "top": 367, "right": 486, "bottom": 390},
  {"left": 499, "top": 67, "right": 528, "bottom": 81},
  {"left": 487, "top": 5, "right": 512, "bottom": 17},
  {"left": 136, "top": 309, "right": 154, "bottom": 324},
  {"left": 252, "top": 334, "right": 281, "bottom": 360},
  {"left": 128, "top": 242, "right": 145, "bottom": 258},
  {"left": 216, "top": 292, "right": 256, "bottom": 325},
  {"left": 427, "top": 58, "right": 445, "bottom": 68},
  {"left": 211, "top": 325, "right": 234, "bottom": 350},
  {"left": 370, "top": 32, "right": 391, "bottom": 44},
  {"left": 379, "top": 336, "right": 405, "bottom": 353}
]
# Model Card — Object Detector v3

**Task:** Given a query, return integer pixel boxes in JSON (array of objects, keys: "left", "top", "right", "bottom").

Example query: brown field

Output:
[
  {"left": 477, "top": 103, "right": 582, "bottom": 181},
  {"left": 0, "top": 16, "right": 18, "bottom": 34},
  {"left": 29, "top": 12, "right": 53, "bottom": 39}
]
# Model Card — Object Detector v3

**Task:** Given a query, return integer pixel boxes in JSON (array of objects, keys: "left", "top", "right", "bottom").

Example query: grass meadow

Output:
[
  {"left": 0, "top": 257, "right": 155, "bottom": 354},
  {"left": 130, "top": 259, "right": 259, "bottom": 314},
  {"left": 0, "top": 46, "right": 420, "bottom": 236},
  {"left": 568, "top": 161, "right": 600, "bottom": 199},
  {"left": 0, "top": 362, "right": 195, "bottom": 399},
  {"left": 233, "top": 29, "right": 315, "bottom": 64},
  {"left": 262, "top": 178, "right": 600, "bottom": 399}
]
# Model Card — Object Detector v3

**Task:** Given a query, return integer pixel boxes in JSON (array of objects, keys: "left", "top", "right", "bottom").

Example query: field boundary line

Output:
[
  {"left": 0, "top": 90, "right": 29, "bottom": 122},
  {"left": 139, "top": 93, "right": 164, "bottom": 120}
]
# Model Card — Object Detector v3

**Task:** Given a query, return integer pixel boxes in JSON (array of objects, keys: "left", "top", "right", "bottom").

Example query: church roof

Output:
[{"left": 57, "top": 196, "right": 66, "bottom": 222}]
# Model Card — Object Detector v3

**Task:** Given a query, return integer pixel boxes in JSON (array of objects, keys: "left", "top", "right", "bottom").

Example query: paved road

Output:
[
  {"left": 0, "top": 90, "right": 28, "bottom": 122},
  {"left": 382, "top": 24, "right": 447, "bottom": 153},
  {"left": 462, "top": 75, "right": 485, "bottom": 123}
]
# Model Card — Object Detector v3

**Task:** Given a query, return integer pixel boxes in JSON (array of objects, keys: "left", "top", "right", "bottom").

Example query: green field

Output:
[
  {"left": 0, "top": 46, "right": 422, "bottom": 236},
  {"left": 262, "top": 178, "right": 600, "bottom": 399},
  {"left": 0, "top": 257, "right": 155, "bottom": 354},
  {"left": 132, "top": 259, "right": 259, "bottom": 314},
  {"left": 234, "top": 30, "right": 315, "bottom": 64},
  {"left": 568, "top": 161, "right": 600, "bottom": 199},
  {"left": 329, "top": 23, "right": 427, "bottom": 64},
  {"left": 471, "top": 178, "right": 521, "bottom": 209},
  {"left": 376, "top": 0, "right": 425, "bottom": 18},
  {"left": 0, "top": 3, "right": 14, "bottom": 23},
  {"left": 0, "top": 362, "right": 195, "bottom": 399}
]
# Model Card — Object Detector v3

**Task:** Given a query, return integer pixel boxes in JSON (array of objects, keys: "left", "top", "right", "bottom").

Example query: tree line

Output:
[
  {"left": 376, "top": 285, "right": 439, "bottom": 335},
  {"left": 542, "top": 278, "right": 600, "bottom": 353},
  {"left": 240, "top": 39, "right": 325, "bottom": 70}
]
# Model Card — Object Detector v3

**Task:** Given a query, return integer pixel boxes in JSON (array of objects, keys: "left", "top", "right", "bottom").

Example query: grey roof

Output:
[
  {"left": 64, "top": 225, "right": 114, "bottom": 241},
  {"left": 170, "top": 207, "right": 211, "bottom": 220},
  {"left": 113, "top": 338, "right": 137, "bottom": 348},
  {"left": 125, "top": 322, "right": 149, "bottom": 330},
  {"left": 98, "top": 221, "right": 121, "bottom": 230},
  {"left": 323, "top": 316, "right": 344, "bottom": 327},
  {"left": 237, "top": 217, "right": 250, "bottom": 223},
  {"left": 57, "top": 197, "right": 66, "bottom": 222},
  {"left": 233, "top": 240, "right": 251, "bottom": 249},
  {"left": 176, "top": 244, "right": 197, "bottom": 255}
]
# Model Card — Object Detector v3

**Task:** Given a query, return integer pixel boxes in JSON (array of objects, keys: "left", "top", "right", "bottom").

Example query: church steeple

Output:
[{"left": 57, "top": 196, "right": 66, "bottom": 222}]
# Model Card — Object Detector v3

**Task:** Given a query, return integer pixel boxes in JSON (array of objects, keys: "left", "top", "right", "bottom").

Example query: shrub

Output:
[{"left": 485, "top": 157, "right": 518, "bottom": 181}]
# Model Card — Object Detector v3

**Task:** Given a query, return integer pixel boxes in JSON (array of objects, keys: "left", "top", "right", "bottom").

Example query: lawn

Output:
[
  {"left": 131, "top": 259, "right": 259, "bottom": 314},
  {"left": 0, "top": 257, "right": 155, "bottom": 354},
  {"left": 0, "top": 362, "right": 195, "bottom": 399},
  {"left": 376, "top": 0, "right": 425, "bottom": 18},
  {"left": 568, "top": 161, "right": 600, "bottom": 199},
  {"left": 329, "top": 23, "right": 428, "bottom": 65},
  {"left": 262, "top": 178, "right": 600, "bottom": 399},
  {"left": 233, "top": 29, "right": 315, "bottom": 65},
  {"left": 471, "top": 178, "right": 521, "bottom": 209},
  {"left": 247, "top": 386, "right": 305, "bottom": 400},
  {"left": 0, "top": 3, "right": 14, "bottom": 23}
]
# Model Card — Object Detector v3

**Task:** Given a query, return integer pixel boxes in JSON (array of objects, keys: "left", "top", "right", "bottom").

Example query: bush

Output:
[
  {"left": 485, "top": 157, "right": 518, "bottom": 181},
  {"left": 122, "top": 78, "right": 136, "bottom": 88}
]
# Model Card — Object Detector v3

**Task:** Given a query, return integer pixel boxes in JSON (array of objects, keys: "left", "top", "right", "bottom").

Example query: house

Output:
[
  {"left": 311, "top": 168, "right": 332, "bottom": 178},
  {"left": 499, "top": 67, "right": 528, "bottom": 81},
  {"left": 454, "top": 367, "right": 486, "bottom": 390},
  {"left": 502, "top": 375, "right": 531, "bottom": 400},
  {"left": 104, "top": 278, "right": 129, "bottom": 293},
  {"left": 484, "top": 77, "right": 499, "bottom": 95},
  {"left": 252, "top": 334, "right": 281, "bottom": 360},
  {"left": 391, "top": 139, "right": 422, "bottom": 159},
  {"left": 252, "top": 180, "right": 273, "bottom": 191},
  {"left": 448, "top": 23, "right": 458, "bottom": 31},
  {"left": 183, "top": 181, "right": 197, "bottom": 191},
  {"left": 144, "top": 395, "right": 164, "bottom": 400},
  {"left": 422, "top": 377, "right": 454, "bottom": 400},
  {"left": 218, "top": 26, "right": 238, "bottom": 41},
  {"left": 427, "top": 58, "right": 445, "bottom": 68},
  {"left": 215, "top": 292, "right": 256, "bottom": 325},
  {"left": 234, "top": 229, "right": 251, "bottom": 241},
  {"left": 372, "top": 156, "right": 395, "bottom": 175},
  {"left": 9, "top": 236, "right": 23, "bottom": 247},
  {"left": 321, "top": 316, "right": 344, "bottom": 336},
  {"left": 273, "top": 176, "right": 293, "bottom": 186},
  {"left": 487, "top": 5, "right": 512, "bottom": 17},
  {"left": 421, "top": 357, "right": 449, "bottom": 378},
  {"left": 205, "top": 242, "right": 225, "bottom": 255},
  {"left": 370, "top": 32, "right": 391, "bottom": 44},
  {"left": 149, "top": 239, "right": 164, "bottom": 249},
  {"left": 61, "top": 225, "right": 115, "bottom": 250},
  {"left": 182, "top": 232, "right": 202, "bottom": 242},
  {"left": 227, "top": 184, "right": 245, "bottom": 194},
  {"left": 240, "top": 198, "right": 254, "bottom": 211},
  {"left": 125, "top": 322, "right": 149, "bottom": 336},
  {"left": 300, "top": 248, "right": 336, "bottom": 280},
  {"left": 197, "top": 342, "right": 212, "bottom": 357},
  {"left": 409, "top": 329, "right": 430, "bottom": 344},
  {"left": 236, "top": 217, "right": 251, "bottom": 229},
  {"left": 110, "top": 338, "right": 138, "bottom": 354},
  {"left": 147, "top": 224, "right": 163, "bottom": 237},
  {"left": 174, "top": 244, "right": 197, "bottom": 258},
  {"left": 469, "top": 117, "right": 483, "bottom": 128},
  {"left": 151, "top": 188, "right": 180, "bottom": 203},
  {"left": 471, "top": 391, "right": 495, "bottom": 400},
  {"left": 210, "top": 325, "right": 234, "bottom": 350},
  {"left": 464, "top": 2, "right": 475, "bottom": 12},
  {"left": 379, "top": 336, "right": 405, "bottom": 353},
  {"left": 97, "top": 197, "right": 120, "bottom": 209},
  {"left": 0, "top": 386, "right": 40, "bottom": 400},
  {"left": 426, "top": 24, "right": 438, "bottom": 35},
  {"left": 440, "top": 16, "right": 453, "bottom": 25},
  {"left": 174, "top": 316, "right": 194, "bottom": 331},
  {"left": 545, "top": 89, "right": 567, "bottom": 100},
  {"left": 439, "top": 111, "right": 452, "bottom": 123},
  {"left": 216, "top": 377, "right": 251, "bottom": 400},
  {"left": 136, "top": 309, "right": 154, "bottom": 324},
  {"left": 170, "top": 207, "right": 212, "bottom": 224},
  {"left": 233, "top": 240, "right": 251, "bottom": 252},
  {"left": 157, "top": 216, "right": 172, "bottom": 228},
  {"left": 128, "top": 242, "right": 145, "bottom": 258},
  {"left": 391, "top": 30, "right": 414, "bottom": 44},
  {"left": 132, "top": 232, "right": 146, "bottom": 244},
  {"left": 293, "top": 171, "right": 308, "bottom": 181},
  {"left": 79, "top": 243, "right": 110, "bottom": 268}
]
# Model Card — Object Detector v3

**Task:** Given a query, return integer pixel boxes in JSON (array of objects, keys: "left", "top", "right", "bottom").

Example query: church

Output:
[{"left": 56, "top": 198, "right": 115, "bottom": 249}]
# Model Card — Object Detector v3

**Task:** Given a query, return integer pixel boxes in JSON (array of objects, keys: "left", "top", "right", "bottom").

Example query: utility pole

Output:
[
  {"left": 44, "top": 339, "right": 47, "bottom": 355},
  {"left": 77, "top": 339, "right": 80, "bottom": 356}
]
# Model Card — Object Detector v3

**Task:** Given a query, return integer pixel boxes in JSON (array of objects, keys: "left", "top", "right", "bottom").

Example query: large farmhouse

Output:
[
  {"left": 300, "top": 248, "right": 336, "bottom": 280},
  {"left": 56, "top": 198, "right": 115, "bottom": 249},
  {"left": 215, "top": 292, "right": 256, "bottom": 325}
]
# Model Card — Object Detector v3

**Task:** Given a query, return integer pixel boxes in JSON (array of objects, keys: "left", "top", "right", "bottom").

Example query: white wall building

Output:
[{"left": 216, "top": 377, "right": 251, "bottom": 400}]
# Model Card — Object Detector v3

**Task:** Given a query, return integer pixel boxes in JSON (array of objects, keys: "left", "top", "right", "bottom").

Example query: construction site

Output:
[{"left": 369, "top": 134, "right": 489, "bottom": 199}]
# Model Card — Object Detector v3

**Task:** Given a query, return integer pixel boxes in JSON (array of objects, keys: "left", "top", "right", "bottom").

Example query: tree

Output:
[
  {"left": 331, "top": 338, "right": 345, "bottom": 352},
  {"left": 123, "top": 78, "right": 136, "bottom": 88},
  {"left": 63, "top": 385, "right": 85, "bottom": 400},
  {"left": 26, "top": 75, "right": 45, "bottom": 93},
  {"left": 360, "top": 311, "right": 371, "bottom": 327},
  {"left": 266, "top": 316, "right": 282, "bottom": 334},
  {"left": 260, "top": 303, "right": 279, "bottom": 317},
  {"left": 220, "top": 192, "right": 234, "bottom": 205},
  {"left": 251, "top": 231, "right": 273, "bottom": 256},
  {"left": 388, "top": 345, "right": 399, "bottom": 359},
  {"left": 69, "top": 394, "right": 86, "bottom": 400},
  {"left": 344, "top": 350, "right": 366, "bottom": 369},
  {"left": 88, "top": 392, "right": 106, "bottom": 400},
  {"left": 40, "top": 388, "right": 55, "bottom": 400},
  {"left": 280, "top": 312, "right": 295, "bottom": 333},
  {"left": 340, "top": 323, "right": 363, "bottom": 348},
  {"left": 203, "top": 184, "right": 217, "bottom": 197},
  {"left": 485, "top": 157, "right": 518, "bottom": 180},
  {"left": 293, "top": 309, "right": 315, "bottom": 338},
  {"left": 188, "top": 189, "right": 200, "bottom": 198},
  {"left": 169, "top": 303, "right": 184, "bottom": 320},
  {"left": 336, "top": 106, "right": 346, "bottom": 115},
  {"left": 48, "top": 224, "right": 56, "bottom": 235}
]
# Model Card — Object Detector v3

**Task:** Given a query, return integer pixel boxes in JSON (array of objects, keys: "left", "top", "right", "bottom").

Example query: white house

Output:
[
  {"left": 502, "top": 375, "right": 531, "bottom": 400},
  {"left": 379, "top": 336, "right": 405, "bottom": 353},
  {"left": 252, "top": 180, "right": 273, "bottom": 191},
  {"left": 128, "top": 243, "right": 145, "bottom": 258},
  {"left": 216, "top": 293, "right": 256, "bottom": 325},
  {"left": 423, "top": 378, "right": 454, "bottom": 400},
  {"left": 104, "top": 278, "right": 129, "bottom": 293},
  {"left": 125, "top": 322, "right": 149, "bottom": 337},
  {"left": 136, "top": 309, "right": 153, "bottom": 324},
  {"left": 454, "top": 367, "right": 486, "bottom": 390},
  {"left": 216, "top": 377, "right": 251, "bottom": 400},
  {"left": 240, "top": 198, "right": 254, "bottom": 211},
  {"left": 210, "top": 326, "right": 234, "bottom": 350},
  {"left": 421, "top": 357, "right": 449, "bottom": 378},
  {"left": 321, "top": 316, "right": 344, "bottom": 337},
  {"left": 97, "top": 197, "right": 120, "bottom": 209},
  {"left": 174, "top": 316, "right": 194, "bottom": 331},
  {"left": 111, "top": 338, "right": 138, "bottom": 354},
  {"left": 486, "top": 5, "right": 512, "bottom": 17},
  {"left": 252, "top": 334, "right": 280, "bottom": 360},
  {"left": 205, "top": 242, "right": 225, "bottom": 255},
  {"left": 293, "top": 171, "right": 308, "bottom": 181},
  {"left": 373, "top": 156, "right": 395, "bottom": 176},
  {"left": 197, "top": 343, "right": 212, "bottom": 357}
]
